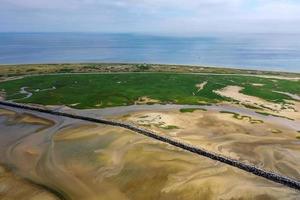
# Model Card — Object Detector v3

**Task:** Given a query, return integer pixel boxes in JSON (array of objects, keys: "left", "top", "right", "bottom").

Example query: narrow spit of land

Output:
[{"left": 0, "top": 100, "right": 299, "bottom": 191}]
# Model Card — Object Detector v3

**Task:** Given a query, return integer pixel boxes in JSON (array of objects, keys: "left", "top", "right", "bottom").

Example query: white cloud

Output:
[{"left": 1, "top": 0, "right": 300, "bottom": 34}]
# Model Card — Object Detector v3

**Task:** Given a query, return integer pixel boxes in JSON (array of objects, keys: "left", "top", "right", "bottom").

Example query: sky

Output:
[{"left": 1, "top": 0, "right": 300, "bottom": 35}]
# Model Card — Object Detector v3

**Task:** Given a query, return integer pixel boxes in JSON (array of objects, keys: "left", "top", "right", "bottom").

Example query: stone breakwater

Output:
[{"left": 0, "top": 100, "right": 300, "bottom": 191}]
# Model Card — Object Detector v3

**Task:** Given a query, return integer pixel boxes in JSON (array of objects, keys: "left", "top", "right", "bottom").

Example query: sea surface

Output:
[{"left": 0, "top": 32, "right": 300, "bottom": 72}]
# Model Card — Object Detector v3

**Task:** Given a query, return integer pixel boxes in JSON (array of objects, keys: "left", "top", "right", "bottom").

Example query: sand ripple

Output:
[{"left": 0, "top": 107, "right": 299, "bottom": 200}]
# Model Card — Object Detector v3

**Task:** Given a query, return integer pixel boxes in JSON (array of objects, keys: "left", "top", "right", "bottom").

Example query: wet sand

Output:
[
  {"left": 0, "top": 107, "right": 300, "bottom": 199},
  {"left": 0, "top": 165, "right": 59, "bottom": 200},
  {"left": 117, "top": 108, "right": 300, "bottom": 180},
  {"left": 58, "top": 103, "right": 300, "bottom": 130}
]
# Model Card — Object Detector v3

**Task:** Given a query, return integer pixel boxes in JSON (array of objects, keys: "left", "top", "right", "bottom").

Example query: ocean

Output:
[{"left": 0, "top": 32, "right": 300, "bottom": 72}]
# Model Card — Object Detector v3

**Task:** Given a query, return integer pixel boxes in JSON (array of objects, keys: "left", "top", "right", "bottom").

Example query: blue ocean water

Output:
[{"left": 0, "top": 32, "right": 300, "bottom": 72}]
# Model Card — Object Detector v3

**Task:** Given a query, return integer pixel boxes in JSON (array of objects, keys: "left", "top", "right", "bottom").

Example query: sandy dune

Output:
[
  {"left": 214, "top": 85, "right": 283, "bottom": 111},
  {"left": 214, "top": 85, "right": 300, "bottom": 120}
]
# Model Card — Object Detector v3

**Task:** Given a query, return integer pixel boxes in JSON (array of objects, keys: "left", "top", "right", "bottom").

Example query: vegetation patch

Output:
[
  {"left": 135, "top": 63, "right": 151, "bottom": 70},
  {"left": 255, "top": 111, "right": 294, "bottom": 121},
  {"left": 160, "top": 125, "right": 180, "bottom": 130},
  {"left": 58, "top": 68, "right": 73, "bottom": 73},
  {"left": 242, "top": 103, "right": 262, "bottom": 110},
  {"left": 179, "top": 108, "right": 207, "bottom": 113},
  {"left": 139, "top": 115, "right": 149, "bottom": 118},
  {"left": 220, "top": 111, "right": 263, "bottom": 124}
]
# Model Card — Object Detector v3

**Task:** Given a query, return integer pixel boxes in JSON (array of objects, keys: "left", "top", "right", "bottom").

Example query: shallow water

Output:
[
  {"left": 66, "top": 103, "right": 300, "bottom": 131},
  {"left": 0, "top": 107, "right": 299, "bottom": 199}
]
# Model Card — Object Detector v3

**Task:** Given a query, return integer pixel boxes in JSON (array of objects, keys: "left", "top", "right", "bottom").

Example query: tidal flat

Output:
[
  {"left": 0, "top": 107, "right": 299, "bottom": 200},
  {"left": 118, "top": 107, "right": 300, "bottom": 180}
]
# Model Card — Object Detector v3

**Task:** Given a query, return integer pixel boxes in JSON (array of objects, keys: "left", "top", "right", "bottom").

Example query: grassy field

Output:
[{"left": 0, "top": 73, "right": 299, "bottom": 109}]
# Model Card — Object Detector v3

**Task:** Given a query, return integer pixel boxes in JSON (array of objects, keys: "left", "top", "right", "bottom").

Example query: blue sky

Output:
[{"left": 1, "top": 0, "right": 300, "bottom": 35}]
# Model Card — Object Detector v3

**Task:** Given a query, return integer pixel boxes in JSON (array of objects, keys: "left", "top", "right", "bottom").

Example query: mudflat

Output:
[
  {"left": 116, "top": 107, "right": 300, "bottom": 180},
  {"left": 0, "top": 107, "right": 299, "bottom": 200}
]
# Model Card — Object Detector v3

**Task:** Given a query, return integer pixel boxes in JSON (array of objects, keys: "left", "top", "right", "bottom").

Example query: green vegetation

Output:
[
  {"left": 255, "top": 111, "right": 294, "bottom": 121},
  {"left": 0, "top": 73, "right": 299, "bottom": 109},
  {"left": 135, "top": 63, "right": 151, "bottom": 70},
  {"left": 160, "top": 125, "right": 180, "bottom": 130},
  {"left": 139, "top": 115, "right": 149, "bottom": 118},
  {"left": 220, "top": 111, "right": 236, "bottom": 114},
  {"left": 58, "top": 68, "right": 73, "bottom": 73},
  {"left": 256, "top": 111, "right": 272, "bottom": 116},
  {"left": 179, "top": 108, "right": 207, "bottom": 113},
  {"left": 220, "top": 111, "right": 263, "bottom": 124},
  {"left": 220, "top": 111, "right": 244, "bottom": 120},
  {"left": 25, "top": 68, "right": 37, "bottom": 72},
  {"left": 242, "top": 104, "right": 262, "bottom": 110}
]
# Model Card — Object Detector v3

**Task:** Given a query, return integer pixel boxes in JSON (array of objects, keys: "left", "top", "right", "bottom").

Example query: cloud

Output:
[{"left": 1, "top": 0, "right": 300, "bottom": 34}]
